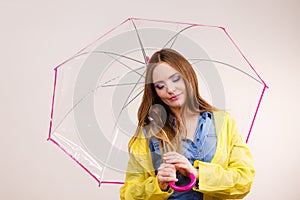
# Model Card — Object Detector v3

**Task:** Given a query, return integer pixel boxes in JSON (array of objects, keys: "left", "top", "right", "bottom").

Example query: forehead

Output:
[{"left": 152, "top": 62, "right": 178, "bottom": 82}]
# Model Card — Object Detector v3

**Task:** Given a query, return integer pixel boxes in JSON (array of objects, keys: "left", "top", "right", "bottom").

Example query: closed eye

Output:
[
  {"left": 172, "top": 74, "right": 181, "bottom": 82},
  {"left": 155, "top": 83, "right": 164, "bottom": 90}
]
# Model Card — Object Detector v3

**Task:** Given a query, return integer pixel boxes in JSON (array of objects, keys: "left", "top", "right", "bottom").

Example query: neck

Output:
[
  {"left": 171, "top": 107, "right": 198, "bottom": 122},
  {"left": 171, "top": 107, "right": 181, "bottom": 119}
]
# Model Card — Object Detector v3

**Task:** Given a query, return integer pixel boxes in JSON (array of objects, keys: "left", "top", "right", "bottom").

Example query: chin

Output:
[{"left": 169, "top": 102, "right": 183, "bottom": 109}]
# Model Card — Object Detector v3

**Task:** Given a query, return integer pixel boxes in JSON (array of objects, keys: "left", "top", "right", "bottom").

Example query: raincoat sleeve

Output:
[
  {"left": 193, "top": 113, "right": 255, "bottom": 199},
  {"left": 120, "top": 130, "right": 174, "bottom": 200}
]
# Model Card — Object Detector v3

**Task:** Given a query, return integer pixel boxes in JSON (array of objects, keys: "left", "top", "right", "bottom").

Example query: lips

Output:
[{"left": 170, "top": 94, "right": 181, "bottom": 101}]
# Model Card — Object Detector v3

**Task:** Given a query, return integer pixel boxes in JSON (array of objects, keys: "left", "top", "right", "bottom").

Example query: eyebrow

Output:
[{"left": 153, "top": 73, "right": 179, "bottom": 84}]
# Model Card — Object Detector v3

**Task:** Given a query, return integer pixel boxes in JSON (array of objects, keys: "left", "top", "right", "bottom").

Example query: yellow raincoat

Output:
[{"left": 120, "top": 111, "right": 255, "bottom": 200}]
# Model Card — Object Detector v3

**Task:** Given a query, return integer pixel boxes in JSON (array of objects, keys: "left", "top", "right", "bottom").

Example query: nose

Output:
[{"left": 166, "top": 82, "right": 175, "bottom": 94}]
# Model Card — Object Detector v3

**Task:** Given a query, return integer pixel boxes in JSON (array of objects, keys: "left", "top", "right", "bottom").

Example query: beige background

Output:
[{"left": 1, "top": 0, "right": 299, "bottom": 199}]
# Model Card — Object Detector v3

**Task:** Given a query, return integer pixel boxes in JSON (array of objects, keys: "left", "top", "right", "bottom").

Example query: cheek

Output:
[
  {"left": 155, "top": 89, "right": 166, "bottom": 99},
  {"left": 177, "top": 81, "right": 186, "bottom": 92}
]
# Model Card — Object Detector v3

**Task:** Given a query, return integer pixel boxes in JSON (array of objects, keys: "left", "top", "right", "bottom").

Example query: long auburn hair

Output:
[{"left": 128, "top": 48, "right": 214, "bottom": 153}]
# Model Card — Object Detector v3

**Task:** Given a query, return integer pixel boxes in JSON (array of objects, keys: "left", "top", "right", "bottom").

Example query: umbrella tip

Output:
[
  {"left": 128, "top": 17, "right": 137, "bottom": 21},
  {"left": 219, "top": 26, "right": 226, "bottom": 31}
]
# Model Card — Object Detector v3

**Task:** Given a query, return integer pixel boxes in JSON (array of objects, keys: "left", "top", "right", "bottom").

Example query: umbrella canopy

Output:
[{"left": 48, "top": 18, "right": 268, "bottom": 186}]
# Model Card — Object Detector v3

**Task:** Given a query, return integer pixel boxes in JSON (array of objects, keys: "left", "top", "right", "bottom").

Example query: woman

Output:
[{"left": 120, "top": 48, "right": 255, "bottom": 200}]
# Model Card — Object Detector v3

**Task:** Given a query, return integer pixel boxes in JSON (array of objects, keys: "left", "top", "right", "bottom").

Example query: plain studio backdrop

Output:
[{"left": 1, "top": 0, "right": 299, "bottom": 199}]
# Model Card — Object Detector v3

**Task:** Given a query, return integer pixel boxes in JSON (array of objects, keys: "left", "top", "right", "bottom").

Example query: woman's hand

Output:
[
  {"left": 163, "top": 152, "right": 198, "bottom": 179},
  {"left": 157, "top": 163, "right": 178, "bottom": 191}
]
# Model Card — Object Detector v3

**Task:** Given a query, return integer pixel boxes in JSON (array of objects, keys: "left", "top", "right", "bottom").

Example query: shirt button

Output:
[
  {"left": 196, "top": 138, "right": 200, "bottom": 142},
  {"left": 199, "top": 149, "right": 202, "bottom": 152}
]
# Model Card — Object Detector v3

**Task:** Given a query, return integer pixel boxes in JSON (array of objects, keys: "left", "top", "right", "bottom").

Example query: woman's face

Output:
[{"left": 152, "top": 62, "right": 187, "bottom": 112}]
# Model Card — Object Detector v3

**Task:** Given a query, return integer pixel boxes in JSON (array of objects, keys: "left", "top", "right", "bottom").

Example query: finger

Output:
[
  {"left": 163, "top": 151, "right": 180, "bottom": 158},
  {"left": 158, "top": 164, "right": 176, "bottom": 173},
  {"left": 158, "top": 167, "right": 176, "bottom": 176},
  {"left": 158, "top": 169, "right": 176, "bottom": 176},
  {"left": 157, "top": 173, "right": 178, "bottom": 182},
  {"left": 158, "top": 163, "right": 176, "bottom": 171},
  {"left": 174, "top": 163, "right": 189, "bottom": 171},
  {"left": 164, "top": 157, "right": 183, "bottom": 164},
  {"left": 157, "top": 171, "right": 178, "bottom": 182},
  {"left": 164, "top": 155, "right": 186, "bottom": 164},
  {"left": 158, "top": 176, "right": 178, "bottom": 183},
  {"left": 160, "top": 177, "right": 178, "bottom": 183},
  {"left": 157, "top": 170, "right": 177, "bottom": 178},
  {"left": 163, "top": 155, "right": 179, "bottom": 162}
]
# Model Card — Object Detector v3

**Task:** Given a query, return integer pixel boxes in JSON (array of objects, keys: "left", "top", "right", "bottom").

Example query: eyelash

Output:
[{"left": 155, "top": 75, "right": 181, "bottom": 90}]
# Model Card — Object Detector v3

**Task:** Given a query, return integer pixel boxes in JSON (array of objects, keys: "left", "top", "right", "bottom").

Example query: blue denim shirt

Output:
[{"left": 147, "top": 112, "right": 217, "bottom": 200}]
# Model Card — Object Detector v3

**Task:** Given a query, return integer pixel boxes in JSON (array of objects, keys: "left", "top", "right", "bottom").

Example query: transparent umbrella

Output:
[{"left": 48, "top": 17, "right": 268, "bottom": 187}]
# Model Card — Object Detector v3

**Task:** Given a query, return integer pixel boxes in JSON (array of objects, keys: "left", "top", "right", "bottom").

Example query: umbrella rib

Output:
[
  {"left": 131, "top": 20, "right": 148, "bottom": 64},
  {"left": 78, "top": 49, "right": 147, "bottom": 90},
  {"left": 73, "top": 50, "right": 147, "bottom": 90},
  {"left": 162, "top": 25, "right": 194, "bottom": 49},
  {"left": 100, "top": 66, "right": 146, "bottom": 87},
  {"left": 104, "top": 53, "right": 145, "bottom": 77},
  {"left": 70, "top": 50, "right": 145, "bottom": 65},
  {"left": 122, "top": 88, "right": 144, "bottom": 109},
  {"left": 51, "top": 87, "right": 96, "bottom": 133},
  {"left": 120, "top": 69, "right": 146, "bottom": 111},
  {"left": 100, "top": 75, "right": 121, "bottom": 87},
  {"left": 190, "top": 59, "right": 263, "bottom": 84},
  {"left": 101, "top": 82, "right": 145, "bottom": 87},
  {"left": 92, "top": 50, "right": 145, "bottom": 64},
  {"left": 51, "top": 75, "right": 121, "bottom": 132}
]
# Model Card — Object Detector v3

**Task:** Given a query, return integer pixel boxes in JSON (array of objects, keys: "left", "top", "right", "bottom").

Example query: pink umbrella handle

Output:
[{"left": 168, "top": 173, "right": 197, "bottom": 192}]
